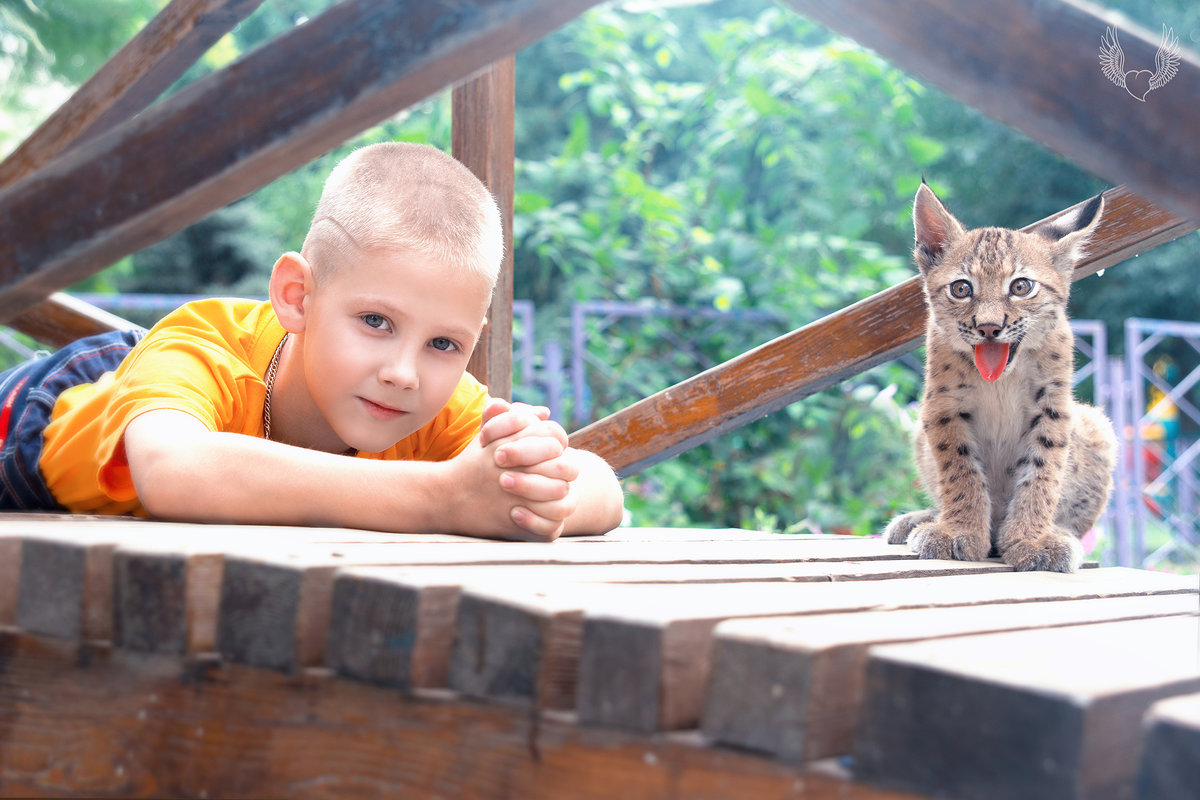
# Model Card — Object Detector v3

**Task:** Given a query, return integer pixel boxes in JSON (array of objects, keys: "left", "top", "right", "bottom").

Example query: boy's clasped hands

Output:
[{"left": 461, "top": 398, "right": 581, "bottom": 542}]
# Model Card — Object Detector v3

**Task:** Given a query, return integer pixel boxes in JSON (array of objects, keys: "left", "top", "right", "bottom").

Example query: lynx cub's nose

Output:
[{"left": 976, "top": 323, "right": 1002, "bottom": 339}]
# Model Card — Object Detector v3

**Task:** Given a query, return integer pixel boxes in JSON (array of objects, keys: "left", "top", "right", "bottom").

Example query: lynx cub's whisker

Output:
[{"left": 884, "top": 184, "right": 1117, "bottom": 573}]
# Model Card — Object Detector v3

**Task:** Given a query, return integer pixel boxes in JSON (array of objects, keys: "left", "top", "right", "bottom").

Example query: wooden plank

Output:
[
  {"left": 0, "top": 0, "right": 602, "bottom": 322},
  {"left": 326, "top": 570, "right": 460, "bottom": 689},
  {"left": 112, "top": 547, "right": 225, "bottom": 656},
  {"left": 703, "top": 593, "right": 1200, "bottom": 763},
  {"left": 13, "top": 534, "right": 119, "bottom": 641},
  {"left": 854, "top": 616, "right": 1200, "bottom": 800},
  {"left": 0, "top": 631, "right": 924, "bottom": 800},
  {"left": 569, "top": 186, "right": 1194, "bottom": 475},
  {"left": 6, "top": 292, "right": 138, "bottom": 348},
  {"left": 0, "top": 536, "right": 20, "bottom": 626},
  {"left": 1136, "top": 692, "right": 1200, "bottom": 800},
  {"left": 453, "top": 57, "right": 516, "bottom": 396},
  {"left": 329, "top": 558, "right": 1008, "bottom": 693},
  {"left": 449, "top": 586, "right": 584, "bottom": 710},
  {"left": 217, "top": 536, "right": 914, "bottom": 673},
  {"left": 781, "top": 0, "right": 1200, "bottom": 224},
  {"left": 572, "top": 568, "right": 1196, "bottom": 732}
]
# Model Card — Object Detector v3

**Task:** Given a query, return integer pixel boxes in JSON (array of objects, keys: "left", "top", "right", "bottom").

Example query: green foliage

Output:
[
  {"left": 0, "top": 0, "right": 165, "bottom": 154},
  {"left": 3, "top": 0, "right": 1195, "bottom": 535}
]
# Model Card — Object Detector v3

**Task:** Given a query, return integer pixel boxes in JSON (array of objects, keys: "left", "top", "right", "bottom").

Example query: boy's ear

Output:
[
  {"left": 269, "top": 252, "right": 314, "bottom": 333},
  {"left": 913, "top": 182, "right": 965, "bottom": 275}
]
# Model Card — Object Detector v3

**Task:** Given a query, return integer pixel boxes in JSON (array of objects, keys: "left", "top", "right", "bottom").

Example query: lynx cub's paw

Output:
[
  {"left": 884, "top": 509, "right": 936, "bottom": 545},
  {"left": 1001, "top": 528, "right": 1083, "bottom": 573},
  {"left": 908, "top": 520, "right": 990, "bottom": 562}
]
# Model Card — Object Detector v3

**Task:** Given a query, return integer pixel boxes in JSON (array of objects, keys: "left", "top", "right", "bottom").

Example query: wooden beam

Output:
[
  {"left": 0, "top": 0, "right": 265, "bottom": 345},
  {"left": 0, "top": 0, "right": 263, "bottom": 187},
  {"left": 569, "top": 186, "right": 1193, "bottom": 476},
  {"left": 5, "top": 292, "right": 137, "bottom": 348},
  {"left": 855, "top": 616, "right": 1200, "bottom": 799},
  {"left": 453, "top": 57, "right": 516, "bottom": 397},
  {"left": 781, "top": 0, "right": 1200, "bottom": 224},
  {"left": 0, "top": 0, "right": 602, "bottom": 323},
  {"left": 0, "top": 631, "right": 921, "bottom": 799}
]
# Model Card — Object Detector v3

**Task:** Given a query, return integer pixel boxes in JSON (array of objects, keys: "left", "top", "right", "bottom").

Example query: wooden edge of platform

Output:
[{"left": 0, "top": 628, "right": 924, "bottom": 800}]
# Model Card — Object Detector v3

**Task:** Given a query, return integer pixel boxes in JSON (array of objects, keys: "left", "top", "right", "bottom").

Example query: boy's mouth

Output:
[{"left": 359, "top": 397, "right": 406, "bottom": 420}]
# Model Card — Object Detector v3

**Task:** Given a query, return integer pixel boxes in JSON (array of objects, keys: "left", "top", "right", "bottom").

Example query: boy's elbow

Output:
[
  {"left": 123, "top": 413, "right": 210, "bottom": 520},
  {"left": 575, "top": 451, "right": 625, "bottom": 534}
]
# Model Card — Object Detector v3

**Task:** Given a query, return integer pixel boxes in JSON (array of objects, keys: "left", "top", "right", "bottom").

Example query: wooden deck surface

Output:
[{"left": 0, "top": 514, "right": 1197, "bottom": 799}]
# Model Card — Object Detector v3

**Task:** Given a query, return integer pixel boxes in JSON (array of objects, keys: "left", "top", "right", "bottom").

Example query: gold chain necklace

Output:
[{"left": 262, "top": 335, "right": 286, "bottom": 441}]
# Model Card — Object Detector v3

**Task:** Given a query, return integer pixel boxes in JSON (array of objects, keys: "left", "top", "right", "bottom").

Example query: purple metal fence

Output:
[{"left": 7, "top": 294, "right": 1196, "bottom": 569}]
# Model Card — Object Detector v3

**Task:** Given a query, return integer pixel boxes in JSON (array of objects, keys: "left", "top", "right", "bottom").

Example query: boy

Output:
[{"left": 0, "top": 143, "right": 624, "bottom": 541}]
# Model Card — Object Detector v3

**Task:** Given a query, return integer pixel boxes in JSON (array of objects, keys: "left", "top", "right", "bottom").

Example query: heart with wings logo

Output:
[{"left": 1099, "top": 24, "right": 1180, "bottom": 102}]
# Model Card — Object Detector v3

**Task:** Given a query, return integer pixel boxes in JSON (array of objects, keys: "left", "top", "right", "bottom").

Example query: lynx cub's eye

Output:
[
  {"left": 1010, "top": 278, "right": 1035, "bottom": 297},
  {"left": 949, "top": 280, "right": 973, "bottom": 299}
]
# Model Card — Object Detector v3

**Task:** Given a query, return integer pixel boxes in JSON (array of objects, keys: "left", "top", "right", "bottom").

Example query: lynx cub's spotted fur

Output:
[{"left": 885, "top": 185, "right": 1117, "bottom": 572}]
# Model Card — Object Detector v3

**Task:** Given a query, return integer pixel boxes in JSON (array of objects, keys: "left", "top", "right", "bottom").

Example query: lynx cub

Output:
[{"left": 885, "top": 184, "right": 1117, "bottom": 572}]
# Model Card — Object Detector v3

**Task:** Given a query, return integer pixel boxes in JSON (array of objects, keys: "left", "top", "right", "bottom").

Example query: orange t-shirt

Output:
[{"left": 40, "top": 298, "right": 488, "bottom": 515}]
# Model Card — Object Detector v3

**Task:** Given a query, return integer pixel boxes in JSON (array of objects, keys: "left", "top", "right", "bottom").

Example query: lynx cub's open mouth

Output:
[{"left": 974, "top": 341, "right": 1011, "bottom": 382}]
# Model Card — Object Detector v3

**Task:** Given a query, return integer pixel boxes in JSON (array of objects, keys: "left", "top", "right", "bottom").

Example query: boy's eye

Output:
[
  {"left": 430, "top": 337, "right": 458, "bottom": 352},
  {"left": 361, "top": 313, "right": 390, "bottom": 331},
  {"left": 949, "top": 280, "right": 973, "bottom": 299}
]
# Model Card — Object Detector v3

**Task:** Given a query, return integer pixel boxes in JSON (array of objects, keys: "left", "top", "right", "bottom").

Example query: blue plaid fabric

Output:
[{"left": 0, "top": 328, "right": 144, "bottom": 509}]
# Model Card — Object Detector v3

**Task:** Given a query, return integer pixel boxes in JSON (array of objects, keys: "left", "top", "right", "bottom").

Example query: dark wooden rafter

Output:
[
  {"left": 0, "top": 0, "right": 264, "bottom": 186},
  {"left": 454, "top": 58, "right": 517, "bottom": 397},
  {"left": 570, "top": 187, "right": 1194, "bottom": 476},
  {"left": 0, "top": 0, "right": 267, "bottom": 346},
  {"left": 781, "top": 0, "right": 1200, "bottom": 225},
  {"left": 0, "top": 0, "right": 601, "bottom": 326}
]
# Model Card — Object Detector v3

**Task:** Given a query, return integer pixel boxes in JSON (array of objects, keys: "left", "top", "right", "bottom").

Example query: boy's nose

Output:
[{"left": 379, "top": 350, "right": 420, "bottom": 389}]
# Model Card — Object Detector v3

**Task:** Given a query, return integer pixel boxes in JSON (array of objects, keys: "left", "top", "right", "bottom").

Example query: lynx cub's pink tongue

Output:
[{"left": 974, "top": 342, "right": 1010, "bottom": 382}]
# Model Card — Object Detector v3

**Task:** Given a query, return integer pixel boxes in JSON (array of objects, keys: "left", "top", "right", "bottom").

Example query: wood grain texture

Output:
[
  {"left": 0, "top": 0, "right": 263, "bottom": 187},
  {"left": 449, "top": 586, "right": 584, "bottom": 710},
  {"left": 326, "top": 571, "right": 459, "bottom": 689},
  {"left": 0, "top": 0, "right": 263, "bottom": 345},
  {"left": 569, "top": 187, "right": 1193, "bottom": 475},
  {"left": 781, "top": 0, "right": 1200, "bottom": 223},
  {"left": 855, "top": 616, "right": 1200, "bottom": 800},
  {"left": 454, "top": 57, "right": 516, "bottom": 397},
  {"left": 703, "top": 593, "right": 1200, "bottom": 762},
  {"left": 215, "top": 556, "right": 336, "bottom": 672},
  {"left": 0, "top": 631, "right": 925, "bottom": 800},
  {"left": 1136, "top": 692, "right": 1200, "bottom": 800},
  {"left": 15, "top": 537, "right": 116, "bottom": 641},
  {"left": 575, "top": 568, "right": 1198, "bottom": 733},
  {"left": 6, "top": 293, "right": 137, "bottom": 348},
  {"left": 0, "top": 0, "right": 602, "bottom": 322}
]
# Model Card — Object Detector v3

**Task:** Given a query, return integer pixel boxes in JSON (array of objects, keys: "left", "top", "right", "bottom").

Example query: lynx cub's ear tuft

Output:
[
  {"left": 1028, "top": 193, "right": 1105, "bottom": 278},
  {"left": 913, "top": 183, "right": 966, "bottom": 275}
]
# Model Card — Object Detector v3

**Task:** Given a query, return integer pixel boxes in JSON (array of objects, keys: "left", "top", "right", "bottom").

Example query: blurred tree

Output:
[{"left": 2, "top": 0, "right": 1196, "bottom": 532}]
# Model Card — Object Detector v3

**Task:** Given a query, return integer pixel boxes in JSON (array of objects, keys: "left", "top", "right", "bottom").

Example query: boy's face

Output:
[{"left": 298, "top": 247, "right": 491, "bottom": 454}]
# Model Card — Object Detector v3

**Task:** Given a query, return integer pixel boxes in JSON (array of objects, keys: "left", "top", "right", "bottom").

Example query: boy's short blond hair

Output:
[{"left": 301, "top": 142, "right": 503, "bottom": 288}]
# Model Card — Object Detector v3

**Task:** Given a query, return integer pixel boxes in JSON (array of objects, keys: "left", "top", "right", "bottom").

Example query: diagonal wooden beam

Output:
[
  {"left": 569, "top": 186, "right": 1195, "bottom": 476},
  {"left": 780, "top": 0, "right": 1200, "bottom": 224},
  {"left": 0, "top": 0, "right": 264, "bottom": 187},
  {"left": 0, "top": 0, "right": 602, "bottom": 324},
  {"left": 0, "top": 0, "right": 267, "bottom": 345}
]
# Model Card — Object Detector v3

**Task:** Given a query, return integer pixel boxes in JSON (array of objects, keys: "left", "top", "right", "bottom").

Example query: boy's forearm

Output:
[
  {"left": 561, "top": 449, "right": 625, "bottom": 536},
  {"left": 124, "top": 411, "right": 516, "bottom": 537}
]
